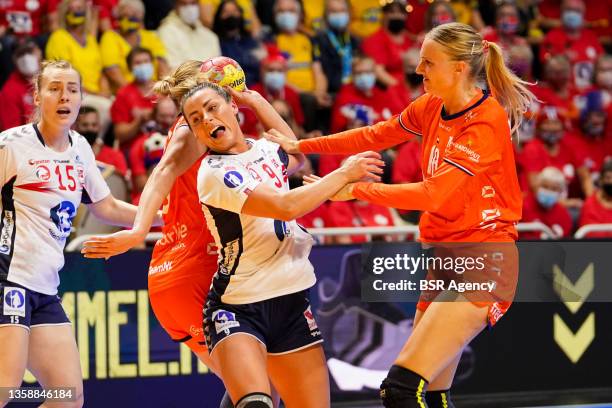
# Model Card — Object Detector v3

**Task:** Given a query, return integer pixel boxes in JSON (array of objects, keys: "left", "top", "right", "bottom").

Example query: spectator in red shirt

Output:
[
  {"left": 128, "top": 96, "right": 176, "bottom": 204},
  {"left": 530, "top": 55, "right": 579, "bottom": 124},
  {"left": 521, "top": 166, "right": 573, "bottom": 239},
  {"left": 405, "top": 0, "right": 431, "bottom": 37},
  {"left": 571, "top": 92, "right": 612, "bottom": 180},
  {"left": 539, "top": 0, "right": 604, "bottom": 91},
  {"left": 392, "top": 138, "right": 422, "bottom": 223},
  {"left": 0, "top": 0, "right": 59, "bottom": 38},
  {"left": 517, "top": 107, "right": 592, "bottom": 202},
  {"left": 251, "top": 53, "right": 305, "bottom": 127},
  {"left": 0, "top": 40, "right": 40, "bottom": 131},
  {"left": 537, "top": 0, "right": 612, "bottom": 46},
  {"left": 330, "top": 55, "right": 403, "bottom": 133},
  {"left": 110, "top": 46, "right": 156, "bottom": 152},
  {"left": 575, "top": 55, "right": 612, "bottom": 137},
  {"left": 579, "top": 160, "right": 612, "bottom": 238},
  {"left": 484, "top": 2, "right": 534, "bottom": 81},
  {"left": 361, "top": 0, "right": 412, "bottom": 108},
  {"left": 75, "top": 106, "right": 127, "bottom": 176}
]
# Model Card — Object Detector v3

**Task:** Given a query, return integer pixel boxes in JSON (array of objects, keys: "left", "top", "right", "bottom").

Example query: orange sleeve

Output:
[
  {"left": 351, "top": 162, "right": 470, "bottom": 211},
  {"left": 298, "top": 94, "right": 430, "bottom": 154}
]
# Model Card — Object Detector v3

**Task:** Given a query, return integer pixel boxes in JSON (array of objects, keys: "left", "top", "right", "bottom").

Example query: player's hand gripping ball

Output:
[{"left": 200, "top": 56, "right": 247, "bottom": 91}]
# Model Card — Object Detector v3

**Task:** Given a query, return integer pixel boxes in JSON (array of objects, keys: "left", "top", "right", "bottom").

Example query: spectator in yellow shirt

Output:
[
  {"left": 47, "top": 0, "right": 114, "bottom": 137},
  {"left": 272, "top": 0, "right": 329, "bottom": 108},
  {"left": 100, "top": 0, "right": 169, "bottom": 91},
  {"left": 349, "top": 0, "right": 381, "bottom": 39}
]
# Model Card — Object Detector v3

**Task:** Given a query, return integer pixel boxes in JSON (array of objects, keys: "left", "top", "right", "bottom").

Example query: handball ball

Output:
[{"left": 200, "top": 56, "right": 247, "bottom": 91}]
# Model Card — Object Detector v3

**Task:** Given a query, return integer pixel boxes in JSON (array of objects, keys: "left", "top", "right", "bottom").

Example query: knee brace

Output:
[
  {"left": 426, "top": 389, "right": 455, "bottom": 408},
  {"left": 380, "top": 365, "right": 429, "bottom": 408},
  {"left": 219, "top": 391, "right": 234, "bottom": 408},
  {"left": 235, "top": 392, "right": 273, "bottom": 408}
]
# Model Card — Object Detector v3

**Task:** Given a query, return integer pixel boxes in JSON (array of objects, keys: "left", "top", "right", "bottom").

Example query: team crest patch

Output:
[
  {"left": 3, "top": 287, "right": 26, "bottom": 317},
  {"left": 223, "top": 171, "right": 243, "bottom": 188},
  {"left": 213, "top": 310, "right": 240, "bottom": 334}
]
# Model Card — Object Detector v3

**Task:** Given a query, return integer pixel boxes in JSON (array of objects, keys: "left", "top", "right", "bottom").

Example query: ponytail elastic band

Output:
[{"left": 482, "top": 40, "right": 489, "bottom": 53}]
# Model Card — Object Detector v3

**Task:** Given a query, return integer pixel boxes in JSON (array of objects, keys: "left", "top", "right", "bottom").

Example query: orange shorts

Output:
[
  {"left": 416, "top": 242, "right": 518, "bottom": 327},
  {"left": 416, "top": 299, "right": 512, "bottom": 327},
  {"left": 149, "top": 277, "right": 213, "bottom": 353}
]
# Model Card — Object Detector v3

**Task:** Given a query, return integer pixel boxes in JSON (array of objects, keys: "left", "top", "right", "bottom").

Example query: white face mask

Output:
[
  {"left": 16, "top": 53, "right": 39, "bottom": 77},
  {"left": 178, "top": 4, "right": 200, "bottom": 25}
]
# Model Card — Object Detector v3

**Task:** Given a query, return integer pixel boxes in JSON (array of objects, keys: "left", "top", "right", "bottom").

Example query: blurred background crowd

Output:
[{"left": 0, "top": 0, "right": 611, "bottom": 242}]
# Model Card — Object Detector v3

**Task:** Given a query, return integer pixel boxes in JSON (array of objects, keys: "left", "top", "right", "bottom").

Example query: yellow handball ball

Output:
[{"left": 200, "top": 56, "right": 247, "bottom": 92}]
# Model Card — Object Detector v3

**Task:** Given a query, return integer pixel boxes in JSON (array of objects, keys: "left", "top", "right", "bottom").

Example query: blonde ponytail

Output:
[
  {"left": 426, "top": 23, "right": 536, "bottom": 135},
  {"left": 152, "top": 60, "right": 204, "bottom": 104}
]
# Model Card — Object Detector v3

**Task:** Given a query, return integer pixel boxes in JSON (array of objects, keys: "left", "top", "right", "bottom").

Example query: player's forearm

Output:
[
  {"left": 298, "top": 119, "right": 408, "bottom": 155},
  {"left": 351, "top": 181, "right": 438, "bottom": 211},
  {"left": 130, "top": 164, "right": 177, "bottom": 235},
  {"left": 279, "top": 169, "right": 350, "bottom": 220}
]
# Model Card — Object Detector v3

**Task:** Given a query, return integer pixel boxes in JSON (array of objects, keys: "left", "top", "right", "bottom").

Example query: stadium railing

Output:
[{"left": 573, "top": 223, "right": 612, "bottom": 239}]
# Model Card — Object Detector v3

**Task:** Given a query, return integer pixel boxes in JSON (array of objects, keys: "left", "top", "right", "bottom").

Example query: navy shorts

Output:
[
  {"left": 0, "top": 280, "right": 70, "bottom": 330},
  {"left": 203, "top": 289, "right": 323, "bottom": 356}
]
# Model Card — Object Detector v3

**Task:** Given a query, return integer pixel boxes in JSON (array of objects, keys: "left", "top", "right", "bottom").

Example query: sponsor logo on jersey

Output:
[
  {"left": 49, "top": 201, "right": 76, "bottom": 241},
  {"left": 148, "top": 260, "right": 173, "bottom": 275},
  {"left": 445, "top": 137, "right": 481, "bottom": 163},
  {"left": 28, "top": 159, "right": 50, "bottom": 166},
  {"left": 35, "top": 165, "right": 51, "bottom": 182},
  {"left": 3, "top": 287, "right": 26, "bottom": 317},
  {"left": 76, "top": 165, "right": 85, "bottom": 184},
  {"left": 0, "top": 210, "right": 15, "bottom": 255},
  {"left": 157, "top": 223, "right": 188, "bottom": 247},
  {"left": 189, "top": 325, "right": 203, "bottom": 337},
  {"left": 213, "top": 309, "right": 240, "bottom": 334},
  {"left": 223, "top": 171, "right": 243, "bottom": 188},
  {"left": 221, "top": 239, "right": 240, "bottom": 273},
  {"left": 207, "top": 157, "right": 224, "bottom": 169}
]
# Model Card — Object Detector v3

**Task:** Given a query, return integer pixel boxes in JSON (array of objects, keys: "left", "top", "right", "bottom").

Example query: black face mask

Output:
[
  {"left": 221, "top": 16, "right": 243, "bottom": 32},
  {"left": 602, "top": 183, "right": 612, "bottom": 197},
  {"left": 387, "top": 18, "right": 405, "bottom": 34},
  {"left": 406, "top": 72, "right": 422, "bottom": 86},
  {"left": 81, "top": 131, "right": 98, "bottom": 146},
  {"left": 539, "top": 131, "right": 562, "bottom": 146},
  {"left": 288, "top": 176, "right": 303, "bottom": 190}
]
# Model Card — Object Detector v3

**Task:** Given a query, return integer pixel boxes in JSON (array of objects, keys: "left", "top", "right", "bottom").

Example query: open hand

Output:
[
  {"left": 263, "top": 128, "right": 300, "bottom": 154},
  {"left": 81, "top": 229, "right": 146, "bottom": 259}
]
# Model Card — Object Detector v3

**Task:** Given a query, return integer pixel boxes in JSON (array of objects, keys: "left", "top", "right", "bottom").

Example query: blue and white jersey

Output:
[
  {"left": 0, "top": 124, "right": 110, "bottom": 295},
  {"left": 198, "top": 138, "right": 316, "bottom": 304}
]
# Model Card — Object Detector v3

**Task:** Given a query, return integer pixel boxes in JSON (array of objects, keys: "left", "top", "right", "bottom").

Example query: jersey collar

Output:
[
  {"left": 440, "top": 89, "right": 489, "bottom": 121},
  {"left": 33, "top": 124, "right": 73, "bottom": 147}
]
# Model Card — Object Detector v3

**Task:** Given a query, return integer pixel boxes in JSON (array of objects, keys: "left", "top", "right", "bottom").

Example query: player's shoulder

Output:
[
  {"left": 70, "top": 130, "right": 96, "bottom": 157},
  {"left": 472, "top": 93, "right": 508, "bottom": 124},
  {"left": 0, "top": 124, "right": 37, "bottom": 150}
]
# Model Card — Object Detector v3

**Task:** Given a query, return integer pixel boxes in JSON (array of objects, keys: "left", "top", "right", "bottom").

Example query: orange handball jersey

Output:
[
  {"left": 148, "top": 116, "right": 218, "bottom": 293},
  {"left": 299, "top": 91, "right": 523, "bottom": 242}
]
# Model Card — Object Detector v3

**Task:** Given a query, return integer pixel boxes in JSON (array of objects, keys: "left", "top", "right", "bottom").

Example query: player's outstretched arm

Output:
[
  {"left": 263, "top": 114, "right": 415, "bottom": 156},
  {"left": 81, "top": 126, "right": 205, "bottom": 259},
  {"left": 85, "top": 194, "right": 164, "bottom": 228},
  {"left": 241, "top": 151, "right": 384, "bottom": 221}
]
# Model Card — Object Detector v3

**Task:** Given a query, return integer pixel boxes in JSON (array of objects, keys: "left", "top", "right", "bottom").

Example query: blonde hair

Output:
[
  {"left": 153, "top": 60, "right": 206, "bottom": 104},
  {"left": 425, "top": 22, "right": 536, "bottom": 134},
  {"left": 31, "top": 60, "right": 82, "bottom": 122}
]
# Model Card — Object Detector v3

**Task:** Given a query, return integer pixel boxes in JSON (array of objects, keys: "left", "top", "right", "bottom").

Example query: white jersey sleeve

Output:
[
  {"left": 74, "top": 134, "right": 110, "bottom": 204},
  {"left": 198, "top": 157, "right": 260, "bottom": 214},
  {"left": 0, "top": 132, "right": 17, "bottom": 185}
]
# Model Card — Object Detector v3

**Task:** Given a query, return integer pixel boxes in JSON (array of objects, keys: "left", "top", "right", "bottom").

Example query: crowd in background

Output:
[{"left": 0, "top": 0, "right": 611, "bottom": 241}]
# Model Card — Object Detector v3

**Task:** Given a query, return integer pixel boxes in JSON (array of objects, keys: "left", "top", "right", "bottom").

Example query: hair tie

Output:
[
  {"left": 482, "top": 40, "right": 489, "bottom": 53},
  {"left": 470, "top": 41, "right": 475, "bottom": 55}
]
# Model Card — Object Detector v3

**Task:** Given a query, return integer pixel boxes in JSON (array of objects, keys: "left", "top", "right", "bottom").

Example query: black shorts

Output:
[
  {"left": 203, "top": 289, "right": 323, "bottom": 356},
  {"left": 0, "top": 280, "right": 70, "bottom": 330}
]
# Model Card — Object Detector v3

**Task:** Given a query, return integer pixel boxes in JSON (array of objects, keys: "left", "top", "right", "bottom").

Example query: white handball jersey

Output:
[
  {"left": 0, "top": 124, "right": 110, "bottom": 295},
  {"left": 198, "top": 138, "right": 316, "bottom": 304}
]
